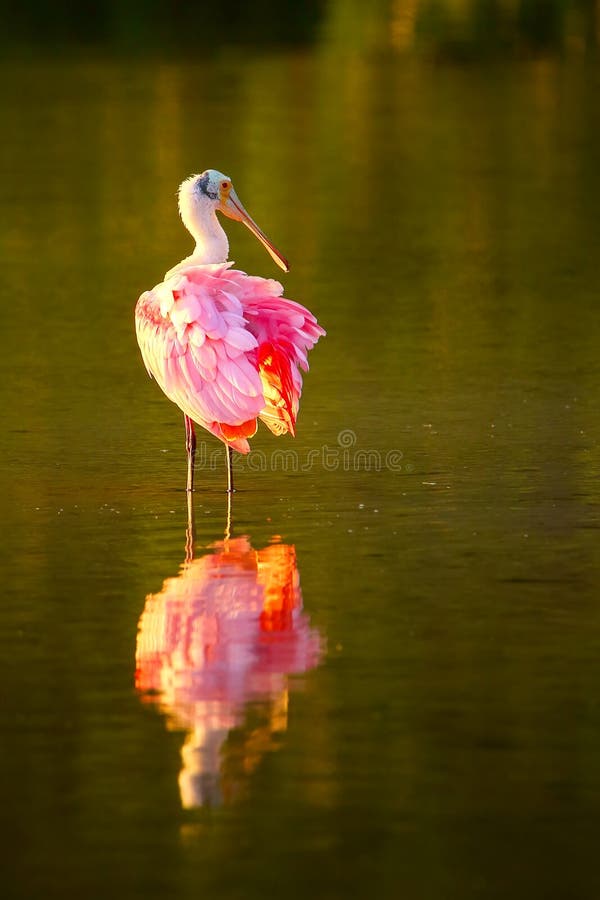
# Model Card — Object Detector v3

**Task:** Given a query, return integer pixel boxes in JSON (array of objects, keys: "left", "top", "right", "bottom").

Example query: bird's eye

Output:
[{"left": 221, "top": 181, "right": 230, "bottom": 190}]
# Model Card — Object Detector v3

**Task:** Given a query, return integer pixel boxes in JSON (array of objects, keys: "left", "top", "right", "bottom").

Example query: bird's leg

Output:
[
  {"left": 184, "top": 415, "right": 196, "bottom": 493},
  {"left": 226, "top": 446, "right": 235, "bottom": 494}
]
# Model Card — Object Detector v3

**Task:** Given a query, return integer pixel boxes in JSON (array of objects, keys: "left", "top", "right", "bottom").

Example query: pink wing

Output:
[
  {"left": 226, "top": 270, "right": 325, "bottom": 437},
  {"left": 136, "top": 264, "right": 264, "bottom": 452},
  {"left": 135, "top": 263, "right": 325, "bottom": 451}
]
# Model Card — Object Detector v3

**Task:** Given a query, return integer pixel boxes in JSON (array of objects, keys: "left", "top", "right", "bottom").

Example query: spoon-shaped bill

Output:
[{"left": 220, "top": 189, "right": 290, "bottom": 273}]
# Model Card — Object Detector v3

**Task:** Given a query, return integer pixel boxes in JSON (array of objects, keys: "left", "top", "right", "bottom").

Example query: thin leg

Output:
[
  {"left": 226, "top": 446, "right": 235, "bottom": 494},
  {"left": 184, "top": 415, "right": 196, "bottom": 493}
]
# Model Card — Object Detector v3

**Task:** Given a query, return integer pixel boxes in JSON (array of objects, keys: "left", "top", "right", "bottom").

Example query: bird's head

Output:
[{"left": 178, "top": 169, "right": 289, "bottom": 273}]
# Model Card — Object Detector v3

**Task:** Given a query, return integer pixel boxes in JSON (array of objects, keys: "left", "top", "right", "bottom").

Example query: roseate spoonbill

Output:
[{"left": 135, "top": 169, "right": 325, "bottom": 493}]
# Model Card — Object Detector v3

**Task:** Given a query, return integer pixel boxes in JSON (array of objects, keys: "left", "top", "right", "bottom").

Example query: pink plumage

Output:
[
  {"left": 135, "top": 169, "right": 325, "bottom": 486},
  {"left": 136, "top": 262, "right": 324, "bottom": 454}
]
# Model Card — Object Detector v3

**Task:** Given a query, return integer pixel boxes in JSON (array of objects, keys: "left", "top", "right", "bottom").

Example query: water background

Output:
[{"left": 2, "top": 3, "right": 600, "bottom": 897}]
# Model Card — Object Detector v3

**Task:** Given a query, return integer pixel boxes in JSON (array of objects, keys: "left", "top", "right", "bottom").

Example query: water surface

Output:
[{"left": 2, "top": 40, "right": 600, "bottom": 900}]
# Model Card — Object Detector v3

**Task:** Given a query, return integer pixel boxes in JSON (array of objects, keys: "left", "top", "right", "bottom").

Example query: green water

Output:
[{"left": 2, "top": 39, "right": 600, "bottom": 900}]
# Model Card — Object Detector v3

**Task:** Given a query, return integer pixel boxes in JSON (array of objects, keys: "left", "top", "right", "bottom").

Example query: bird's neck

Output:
[{"left": 183, "top": 203, "right": 229, "bottom": 265}]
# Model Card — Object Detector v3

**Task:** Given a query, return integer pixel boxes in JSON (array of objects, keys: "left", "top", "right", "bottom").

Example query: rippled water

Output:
[{"left": 2, "top": 44, "right": 600, "bottom": 900}]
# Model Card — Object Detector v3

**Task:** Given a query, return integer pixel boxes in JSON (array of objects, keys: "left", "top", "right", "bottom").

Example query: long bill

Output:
[{"left": 220, "top": 189, "right": 290, "bottom": 273}]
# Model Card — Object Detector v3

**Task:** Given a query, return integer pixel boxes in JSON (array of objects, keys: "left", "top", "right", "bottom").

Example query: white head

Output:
[{"left": 178, "top": 169, "right": 289, "bottom": 272}]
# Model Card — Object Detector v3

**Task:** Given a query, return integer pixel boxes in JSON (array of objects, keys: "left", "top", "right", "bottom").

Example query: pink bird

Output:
[{"left": 135, "top": 169, "right": 325, "bottom": 492}]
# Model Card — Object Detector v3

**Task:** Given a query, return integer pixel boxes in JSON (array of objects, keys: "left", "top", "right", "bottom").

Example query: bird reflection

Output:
[{"left": 135, "top": 495, "right": 323, "bottom": 808}]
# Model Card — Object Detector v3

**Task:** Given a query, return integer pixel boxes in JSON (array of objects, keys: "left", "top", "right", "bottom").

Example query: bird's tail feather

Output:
[{"left": 257, "top": 342, "right": 297, "bottom": 437}]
